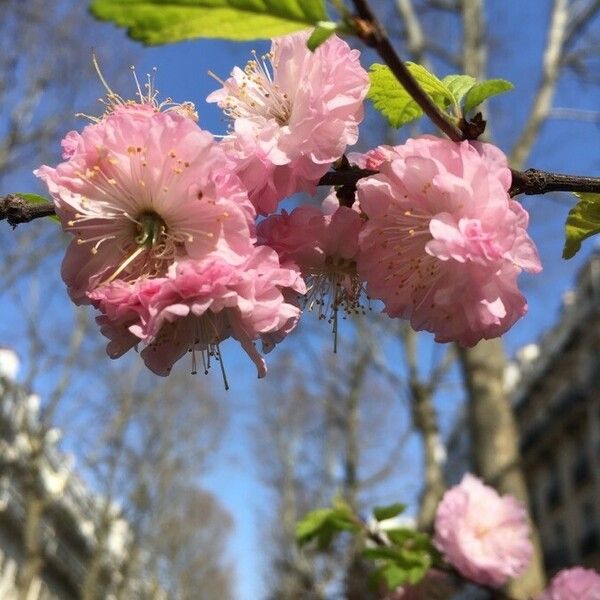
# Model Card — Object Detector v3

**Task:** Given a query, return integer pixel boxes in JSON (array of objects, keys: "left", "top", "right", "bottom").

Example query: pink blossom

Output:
[
  {"left": 258, "top": 204, "right": 365, "bottom": 342},
  {"left": 208, "top": 30, "right": 369, "bottom": 215},
  {"left": 538, "top": 568, "right": 600, "bottom": 600},
  {"left": 36, "top": 109, "right": 255, "bottom": 303},
  {"left": 357, "top": 136, "right": 541, "bottom": 346},
  {"left": 434, "top": 474, "right": 533, "bottom": 587},
  {"left": 61, "top": 131, "right": 81, "bottom": 159},
  {"left": 90, "top": 247, "right": 305, "bottom": 380},
  {"left": 89, "top": 277, "right": 167, "bottom": 359}
]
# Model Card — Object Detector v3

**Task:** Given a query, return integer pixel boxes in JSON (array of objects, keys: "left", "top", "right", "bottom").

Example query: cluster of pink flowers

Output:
[
  {"left": 37, "top": 28, "right": 542, "bottom": 379},
  {"left": 36, "top": 32, "right": 367, "bottom": 379}
]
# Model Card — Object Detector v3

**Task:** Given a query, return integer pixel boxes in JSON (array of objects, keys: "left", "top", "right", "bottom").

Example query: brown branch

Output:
[
  {"left": 3, "top": 165, "right": 600, "bottom": 230},
  {"left": 350, "top": 0, "right": 464, "bottom": 141},
  {"left": 318, "top": 168, "right": 378, "bottom": 187},
  {"left": 510, "top": 168, "right": 600, "bottom": 197},
  {"left": 0, "top": 194, "right": 56, "bottom": 228},
  {"left": 509, "top": 0, "right": 569, "bottom": 169}
]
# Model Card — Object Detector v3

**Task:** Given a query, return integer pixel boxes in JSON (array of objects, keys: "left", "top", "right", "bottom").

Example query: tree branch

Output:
[
  {"left": 509, "top": 168, "right": 600, "bottom": 196},
  {"left": 3, "top": 165, "right": 600, "bottom": 229},
  {"left": 509, "top": 0, "right": 569, "bottom": 169},
  {"left": 0, "top": 194, "right": 56, "bottom": 228}
]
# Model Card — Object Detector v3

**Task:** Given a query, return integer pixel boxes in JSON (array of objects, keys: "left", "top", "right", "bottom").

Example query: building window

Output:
[
  {"left": 544, "top": 521, "right": 568, "bottom": 571},
  {"left": 573, "top": 447, "right": 592, "bottom": 489},
  {"left": 546, "top": 472, "right": 561, "bottom": 511},
  {"left": 580, "top": 502, "right": 600, "bottom": 557}
]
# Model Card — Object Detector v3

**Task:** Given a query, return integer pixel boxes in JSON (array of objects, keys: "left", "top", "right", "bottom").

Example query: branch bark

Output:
[
  {"left": 0, "top": 194, "right": 56, "bottom": 227},
  {"left": 402, "top": 326, "right": 448, "bottom": 532}
]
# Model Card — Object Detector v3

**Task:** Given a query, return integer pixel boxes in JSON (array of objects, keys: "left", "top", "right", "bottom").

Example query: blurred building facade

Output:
[
  {"left": 0, "top": 350, "right": 164, "bottom": 600},
  {"left": 511, "top": 250, "right": 600, "bottom": 572},
  {"left": 447, "top": 249, "right": 600, "bottom": 574}
]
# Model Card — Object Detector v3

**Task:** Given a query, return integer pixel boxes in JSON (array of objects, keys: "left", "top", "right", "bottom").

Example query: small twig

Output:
[
  {"left": 350, "top": 0, "right": 464, "bottom": 141},
  {"left": 0, "top": 194, "right": 56, "bottom": 228},
  {"left": 318, "top": 168, "right": 378, "bottom": 187}
]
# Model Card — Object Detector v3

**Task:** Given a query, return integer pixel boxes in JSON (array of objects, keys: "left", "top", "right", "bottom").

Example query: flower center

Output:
[
  {"left": 135, "top": 211, "right": 166, "bottom": 248},
  {"left": 102, "top": 210, "right": 182, "bottom": 285},
  {"left": 210, "top": 51, "right": 292, "bottom": 126},
  {"left": 305, "top": 257, "right": 367, "bottom": 352}
]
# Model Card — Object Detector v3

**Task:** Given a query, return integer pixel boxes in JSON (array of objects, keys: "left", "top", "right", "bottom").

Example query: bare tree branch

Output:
[
  {"left": 395, "top": 0, "right": 427, "bottom": 65},
  {"left": 461, "top": 0, "right": 487, "bottom": 80},
  {"left": 510, "top": 0, "right": 569, "bottom": 168}
]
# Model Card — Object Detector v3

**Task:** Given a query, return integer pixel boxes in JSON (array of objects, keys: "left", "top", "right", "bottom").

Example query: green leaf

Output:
[
  {"left": 13, "top": 192, "right": 59, "bottom": 222},
  {"left": 307, "top": 21, "right": 338, "bottom": 51},
  {"left": 563, "top": 192, "right": 600, "bottom": 259},
  {"left": 296, "top": 503, "right": 359, "bottom": 550},
  {"left": 90, "top": 0, "right": 328, "bottom": 44},
  {"left": 406, "top": 565, "right": 428, "bottom": 585},
  {"left": 442, "top": 74, "right": 476, "bottom": 105},
  {"left": 463, "top": 78, "right": 514, "bottom": 114},
  {"left": 362, "top": 547, "right": 404, "bottom": 562},
  {"left": 367, "top": 63, "right": 453, "bottom": 128},
  {"left": 373, "top": 503, "right": 406, "bottom": 521},
  {"left": 296, "top": 508, "right": 335, "bottom": 544},
  {"left": 384, "top": 528, "right": 413, "bottom": 546},
  {"left": 378, "top": 563, "right": 410, "bottom": 589}
]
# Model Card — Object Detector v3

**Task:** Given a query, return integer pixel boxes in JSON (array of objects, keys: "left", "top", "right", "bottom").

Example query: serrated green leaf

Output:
[
  {"left": 90, "top": 0, "right": 328, "bottom": 44},
  {"left": 373, "top": 503, "right": 406, "bottom": 521},
  {"left": 563, "top": 192, "right": 600, "bottom": 259},
  {"left": 296, "top": 508, "right": 334, "bottom": 544},
  {"left": 13, "top": 192, "right": 59, "bottom": 222},
  {"left": 307, "top": 21, "right": 338, "bottom": 51},
  {"left": 463, "top": 78, "right": 514, "bottom": 114},
  {"left": 296, "top": 504, "right": 359, "bottom": 549},
  {"left": 442, "top": 74, "right": 476, "bottom": 105},
  {"left": 367, "top": 63, "right": 453, "bottom": 128}
]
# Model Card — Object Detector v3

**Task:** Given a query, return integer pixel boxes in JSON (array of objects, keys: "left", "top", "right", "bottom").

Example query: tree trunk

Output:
[
  {"left": 411, "top": 384, "right": 446, "bottom": 532},
  {"left": 17, "top": 489, "right": 44, "bottom": 600},
  {"left": 459, "top": 338, "right": 545, "bottom": 599}
]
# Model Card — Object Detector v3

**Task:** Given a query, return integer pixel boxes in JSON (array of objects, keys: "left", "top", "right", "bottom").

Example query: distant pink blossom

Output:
[
  {"left": 357, "top": 136, "right": 541, "bottom": 346},
  {"left": 36, "top": 109, "right": 255, "bottom": 303},
  {"left": 258, "top": 204, "right": 365, "bottom": 338},
  {"left": 90, "top": 247, "right": 305, "bottom": 379},
  {"left": 208, "top": 30, "right": 369, "bottom": 215},
  {"left": 538, "top": 567, "right": 600, "bottom": 600},
  {"left": 434, "top": 474, "right": 533, "bottom": 587}
]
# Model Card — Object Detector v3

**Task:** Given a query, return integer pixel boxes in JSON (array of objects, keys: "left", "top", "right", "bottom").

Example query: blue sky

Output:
[{"left": 1, "top": 2, "right": 599, "bottom": 599}]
